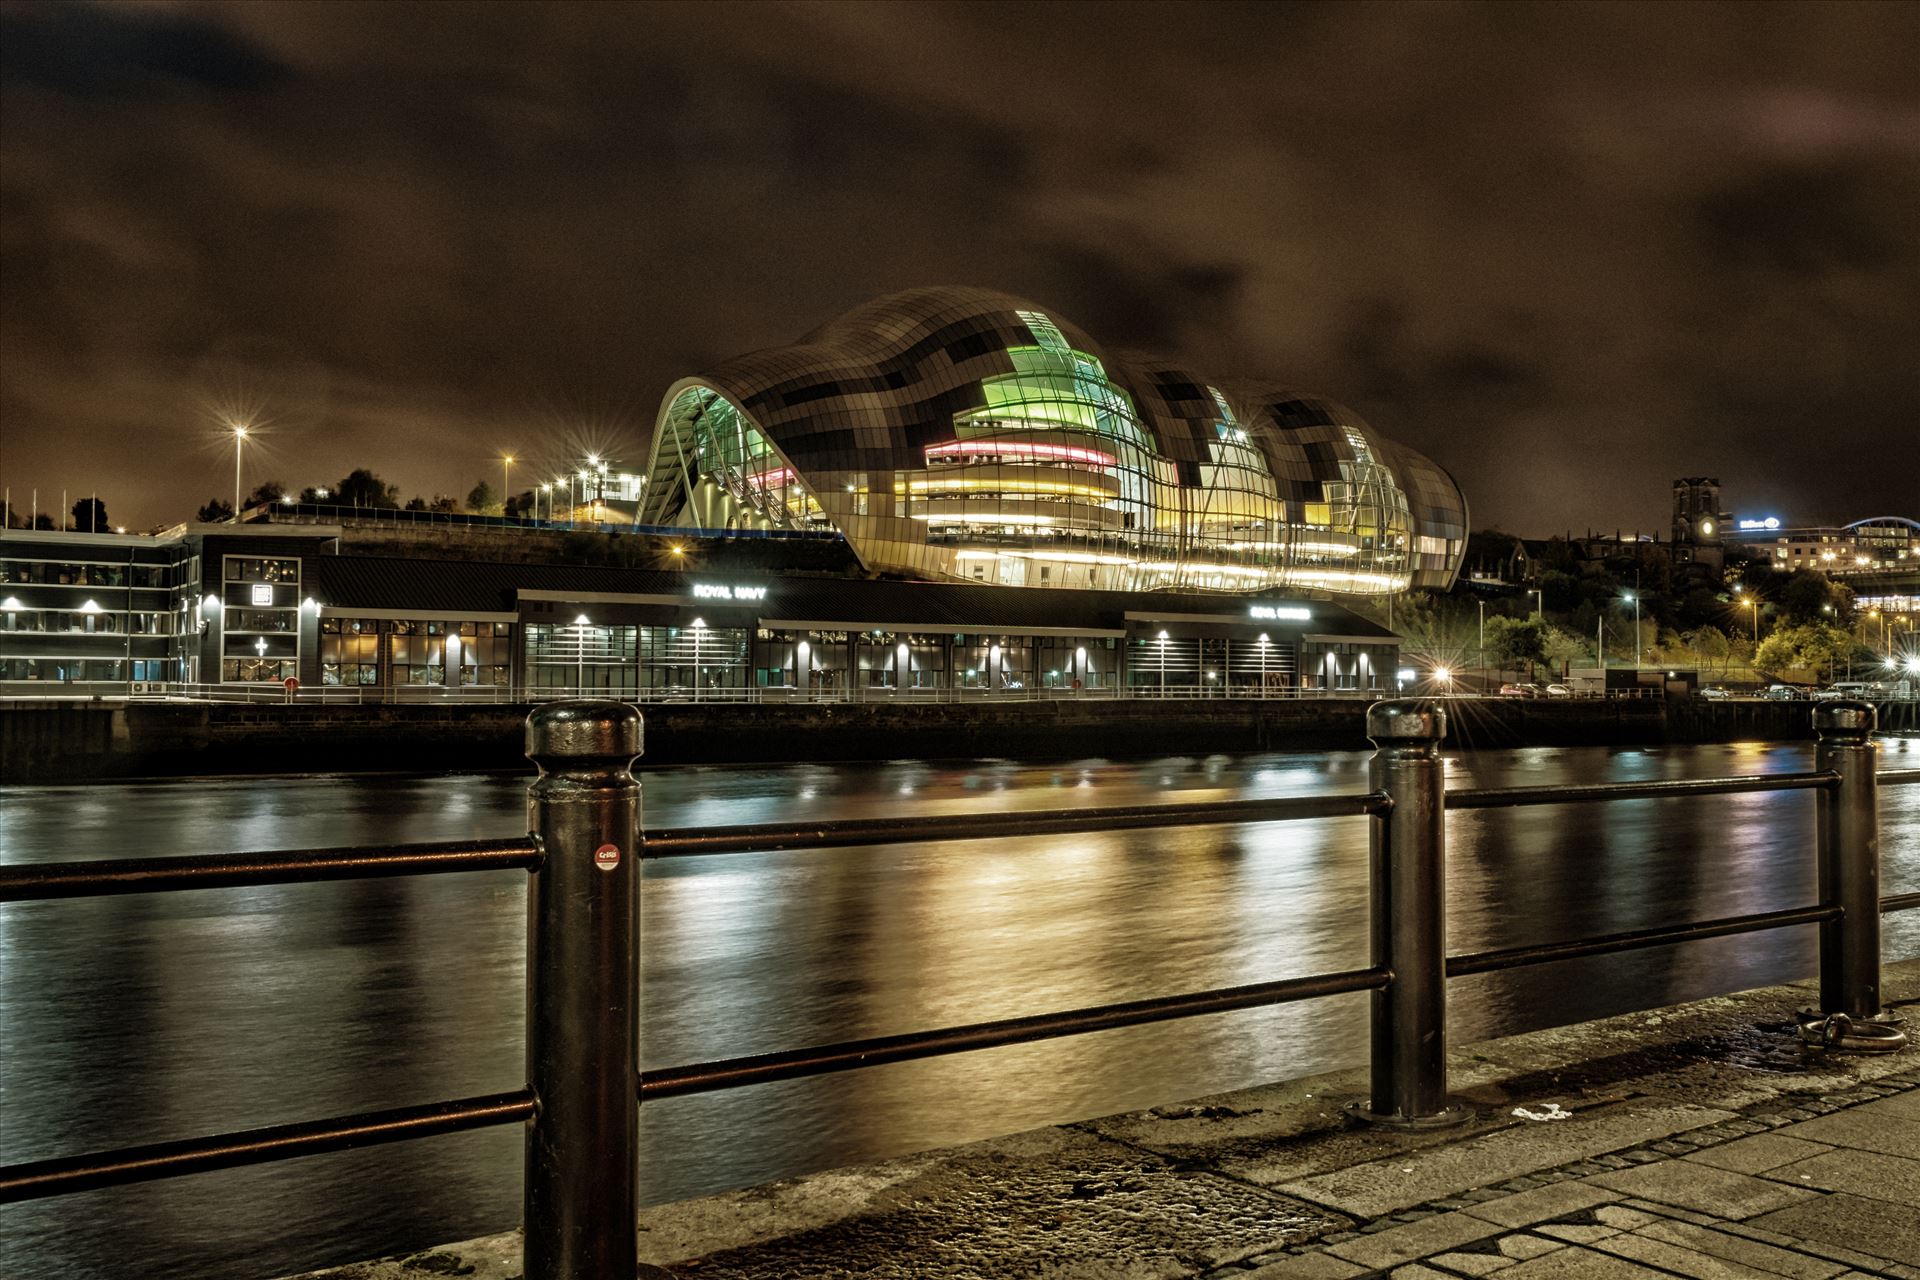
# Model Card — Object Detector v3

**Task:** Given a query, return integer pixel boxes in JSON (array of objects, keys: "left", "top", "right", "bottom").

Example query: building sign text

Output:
[{"left": 692, "top": 583, "right": 768, "bottom": 601}]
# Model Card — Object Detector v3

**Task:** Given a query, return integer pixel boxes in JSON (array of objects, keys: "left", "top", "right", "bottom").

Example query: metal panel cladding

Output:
[{"left": 642, "top": 287, "right": 1468, "bottom": 595}]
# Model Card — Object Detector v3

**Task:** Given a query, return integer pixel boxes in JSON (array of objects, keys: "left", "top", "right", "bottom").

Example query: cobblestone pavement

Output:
[{"left": 296, "top": 963, "right": 1920, "bottom": 1280}]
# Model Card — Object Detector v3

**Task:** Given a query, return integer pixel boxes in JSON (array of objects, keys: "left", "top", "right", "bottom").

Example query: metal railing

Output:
[
  {"left": 1, "top": 701, "right": 1914, "bottom": 1279},
  {"left": 4, "top": 681, "right": 1680, "bottom": 706}
]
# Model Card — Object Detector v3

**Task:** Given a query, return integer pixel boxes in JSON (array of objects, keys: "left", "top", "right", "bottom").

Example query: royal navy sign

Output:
[{"left": 692, "top": 583, "right": 768, "bottom": 601}]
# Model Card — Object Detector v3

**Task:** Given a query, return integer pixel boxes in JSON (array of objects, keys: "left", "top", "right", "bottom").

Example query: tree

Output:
[
  {"left": 1754, "top": 623, "right": 1855, "bottom": 681},
  {"left": 466, "top": 480, "right": 502, "bottom": 515},
  {"left": 334, "top": 469, "right": 401, "bottom": 509},
  {"left": 429, "top": 494, "right": 459, "bottom": 514},
  {"left": 1542, "top": 626, "right": 1590, "bottom": 676},
  {"left": 32, "top": 513, "right": 56, "bottom": 530},
  {"left": 246, "top": 480, "right": 287, "bottom": 506},
  {"left": 1484, "top": 615, "right": 1550, "bottom": 680},
  {"left": 196, "top": 498, "right": 234, "bottom": 523},
  {"left": 1684, "top": 625, "right": 1732, "bottom": 676},
  {"left": 71, "top": 496, "right": 109, "bottom": 533},
  {"left": 404, "top": 496, "right": 428, "bottom": 512},
  {"left": 1779, "top": 569, "right": 1851, "bottom": 625}
]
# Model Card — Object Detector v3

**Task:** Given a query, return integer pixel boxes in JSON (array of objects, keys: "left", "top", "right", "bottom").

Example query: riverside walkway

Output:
[{"left": 301, "top": 959, "right": 1920, "bottom": 1280}]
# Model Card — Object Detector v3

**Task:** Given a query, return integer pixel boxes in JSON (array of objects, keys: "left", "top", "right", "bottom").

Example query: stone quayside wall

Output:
[{"left": 5, "top": 696, "right": 1889, "bottom": 782}]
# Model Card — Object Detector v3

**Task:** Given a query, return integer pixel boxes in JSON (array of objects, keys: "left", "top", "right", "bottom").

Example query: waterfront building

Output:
[
  {"left": 1, "top": 525, "right": 1404, "bottom": 698},
  {"left": 1726, "top": 515, "right": 1917, "bottom": 578},
  {"left": 639, "top": 288, "right": 1467, "bottom": 597}
]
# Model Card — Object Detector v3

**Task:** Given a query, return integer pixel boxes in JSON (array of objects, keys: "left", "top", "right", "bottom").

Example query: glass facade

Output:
[
  {"left": 220, "top": 556, "right": 301, "bottom": 683},
  {"left": 319, "top": 617, "right": 512, "bottom": 687},
  {"left": 641, "top": 287, "right": 1467, "bottom": 596},
  {"left": 0, "top": 543, "right": 185, "bottom": 687}
]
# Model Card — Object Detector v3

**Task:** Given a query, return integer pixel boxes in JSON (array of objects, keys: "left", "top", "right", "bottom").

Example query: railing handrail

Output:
[
  {"left": 0, "top": 698, "right": 1911, "bottom": 1280},
  {"left": 9, "top": 769, "right": 1910, "bottom": 897},
  {"left": 0, "top": 838, "right": 540, "bottom": 901}
]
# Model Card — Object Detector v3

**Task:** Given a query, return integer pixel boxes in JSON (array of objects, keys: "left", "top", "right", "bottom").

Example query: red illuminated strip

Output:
[{"left": 924, "top": 440, "right": 1116, "bottom": 468}]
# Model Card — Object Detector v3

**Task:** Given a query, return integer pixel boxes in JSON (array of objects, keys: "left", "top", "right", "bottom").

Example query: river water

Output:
[{"left": 3, "top": 740, "right": 1918, "bottom": 1279}]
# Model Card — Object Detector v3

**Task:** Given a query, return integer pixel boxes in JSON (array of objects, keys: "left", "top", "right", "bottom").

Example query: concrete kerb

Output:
[{"left": 289, "top": 958, "right": 1920, "bottom": 1280}]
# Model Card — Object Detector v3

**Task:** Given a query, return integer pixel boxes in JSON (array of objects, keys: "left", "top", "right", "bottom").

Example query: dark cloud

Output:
[
  {"left": 0, "top": 2, "right": 290, "bottom": 98},
  {"left": 2, "top": 0, "right": 1917, "bottom": 531},
  {"left": 1698, "top": 166, "right": 1897, "bottom": 275}
]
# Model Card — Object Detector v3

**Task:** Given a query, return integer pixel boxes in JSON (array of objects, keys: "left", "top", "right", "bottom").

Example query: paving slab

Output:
[
  {"left": 1683, "top": 1132, "right": 1834, "bottom": 1174},
  {"left": 1275, "top": 1101, "right": 1735, "bottom": 1216},
  {"left": 1322, "top": 1210, "right": 1503, "bottom": 1269},
  {"left": 1713, "top": 1219, "right": 1903, "bottom": 1276},
  {"left": 1459, "top": 1182, "right": 1618, "bottom": 1229},
  {"left": 1773, "top": 1109, "right": 1920, "bottom": 1159},
  {"left": 1594, "top": 1229, "right": 1787, "bottom": 1278},
  {"left": 1242, "top": 1254, "right": 1367, "bottom": 1279},
  {"left": 1763, "top": 1148, "right": 1920, "bottom": 1205},
  {"left": 1748, "top": 1192, "right": 1920, "bottom": 1268},
  {"left": 1493, "top": 1245, "right": 1656, "bottom": 1278},
  {"left": 1861, "top": 1089, "right": 1920, "bottom": 1120},
  {"left": 1585, "top": 1159, "right": 1820, "bottom": 1218},
  {"left": 1632, "top": 1219, "right": 1846, "bottom": 1280},
  {"left": 1426, "top": 1245, "right": 1518, "bottom": 1276}
]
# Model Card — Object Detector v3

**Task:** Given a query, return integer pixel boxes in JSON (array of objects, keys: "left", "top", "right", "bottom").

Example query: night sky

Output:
[{"left": 3, "top": 1, "right": 1917, "bottom": 535}]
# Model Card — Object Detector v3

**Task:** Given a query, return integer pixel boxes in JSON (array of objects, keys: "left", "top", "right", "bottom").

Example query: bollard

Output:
[
  {"left": 523, "top": 702, "right": 644, "bottom": 1279},
  {"left": 1805, "top": 701, "right": 1905, "bottom": 1052},
  {"left": 1357, "top": 700, "right": 1471, "bottom": 1126}
]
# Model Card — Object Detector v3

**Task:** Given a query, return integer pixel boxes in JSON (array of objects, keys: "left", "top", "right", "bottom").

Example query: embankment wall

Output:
[{"left": 2, "top": 695, "right": 1882, "bottom": 782}]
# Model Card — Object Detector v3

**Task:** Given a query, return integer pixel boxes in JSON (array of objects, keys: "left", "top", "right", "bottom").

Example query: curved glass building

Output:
[{"left": 641, "top": 287, "right": 1467, "bottom": 596}]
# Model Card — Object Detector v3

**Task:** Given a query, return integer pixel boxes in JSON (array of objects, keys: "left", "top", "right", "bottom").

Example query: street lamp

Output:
[
  {"left": 1622, "top": 591, "right": 1639, "bottom": 668},
  {"left": 1477, "top": 599, "right": 1485, "bottom": 691},
  {"left": 573, "top": 614, "right": 591, "bottom": 692},
  {"left": 231, "top": 424, "right": 249, "bottom": 522},
  {"left": 539, "top": 481, "right": 551, "bottom": 523},
  {"left": 501, "top": 455, "right": 514, "bottom": 513}
]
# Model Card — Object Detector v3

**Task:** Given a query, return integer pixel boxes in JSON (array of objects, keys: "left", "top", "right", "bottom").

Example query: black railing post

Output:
[
  {"left": 523, "top": 701, "right": 643, "bottom": 1279},
  {"left": 1808, "top": 700, "right": 1905, "bottom": 1051},
  {"left": 1358, "top": 699, "right": 1470, "bottom": 1126}
]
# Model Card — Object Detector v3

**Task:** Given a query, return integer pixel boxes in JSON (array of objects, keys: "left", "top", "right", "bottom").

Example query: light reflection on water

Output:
[{"left": 2, "top": 740, "right": 1917, "bottom": 1279}]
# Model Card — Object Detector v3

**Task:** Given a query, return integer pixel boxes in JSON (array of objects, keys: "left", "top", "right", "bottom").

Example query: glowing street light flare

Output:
[{"left": 230, "top": 422, "right": 251, "bottom": 523}]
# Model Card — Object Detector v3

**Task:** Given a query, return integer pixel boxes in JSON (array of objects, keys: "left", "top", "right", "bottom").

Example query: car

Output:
[
  {"left": 1545, "top": 684, "right": 1572, "bottom": 698},
  {"left": 1762, "top": 684, "right": 1807, "bottom": 700},
  {"left": 1499, "top": 682, "right": 1542, "bottom": 698},
  {"left": 1823, "top": 682, "right": 1887, "bottom": 700},
  {"left": 1700, "top": 686, "right": 1732, "bottom": 700}
]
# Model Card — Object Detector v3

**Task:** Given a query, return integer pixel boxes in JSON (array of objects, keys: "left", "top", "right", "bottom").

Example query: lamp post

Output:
[
  {"left": 573, "top": 614, "right": 590, "bottom": 693},
  {"left": 1623, "top": 591, "right": 1639, "bottom": 668},
  {"left": 231, "top": 424, "right": 249, "bottom": 522},
  {"left": 1477, "top": 599, "right": 1485, "bottom": 693},
  {"left": 501, "top": 455, "right": 514, "bottom": 514}
]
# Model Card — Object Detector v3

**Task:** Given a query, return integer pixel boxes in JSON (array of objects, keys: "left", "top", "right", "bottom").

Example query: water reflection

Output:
[{"left": 1, "top": 742, "right": 1916, "bottom": 1279}]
